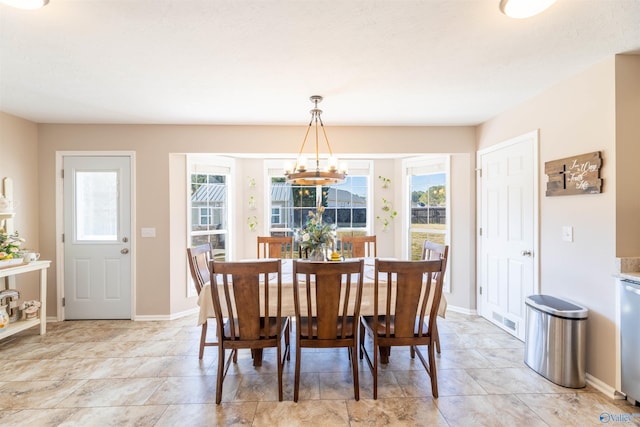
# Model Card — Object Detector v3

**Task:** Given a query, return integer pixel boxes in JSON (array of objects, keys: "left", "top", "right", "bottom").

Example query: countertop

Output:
[{"left": 615, "top": 257, "right": 640, "bottom": 283}]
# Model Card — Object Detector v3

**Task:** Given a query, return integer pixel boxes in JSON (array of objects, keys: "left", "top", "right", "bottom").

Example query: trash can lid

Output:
[{"left": 525, "top": 294, "right": 588, "bottom": 319}]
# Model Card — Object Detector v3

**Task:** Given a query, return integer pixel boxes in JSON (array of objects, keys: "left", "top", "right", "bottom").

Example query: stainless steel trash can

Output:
[{"left": 524, "top": 294, "right": 588, "bottom": 388}]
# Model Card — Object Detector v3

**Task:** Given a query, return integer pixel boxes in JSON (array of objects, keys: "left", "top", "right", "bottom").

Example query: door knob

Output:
[
  {"left": 121, "top": 248, "right": 129, "bottom": 255},
  {"left": 521, "top": 250, "right": 532, "bottom": 257}
]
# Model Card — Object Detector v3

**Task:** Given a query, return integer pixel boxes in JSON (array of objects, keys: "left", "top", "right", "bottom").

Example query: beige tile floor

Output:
[{"left": 0, "top": 311, "right": 638, "bottom": 426}]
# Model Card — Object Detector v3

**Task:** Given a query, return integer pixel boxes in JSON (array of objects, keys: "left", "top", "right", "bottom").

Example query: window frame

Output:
[
  {"left": 403, "top": 155, "right": 451, "bottom": 293},
  {"left": 186, "top": 155, "right": 235, "bottom": 297}
]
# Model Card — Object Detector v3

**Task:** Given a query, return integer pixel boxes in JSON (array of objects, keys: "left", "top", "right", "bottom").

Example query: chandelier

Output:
[{"left": 284, "top": 96, "right": 347, "bottom": 186}]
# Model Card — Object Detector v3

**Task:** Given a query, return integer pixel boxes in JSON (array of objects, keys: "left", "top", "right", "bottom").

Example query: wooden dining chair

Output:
[
  {"left": 257, "top": 236, "right": 294, "bottom": 259},
  {"left": 292, "top": 259, "right": 365, "bottom": 401},
  {"left": 186, "top": 243, "right": 217, "bottom": 359},
  {"left": 341, "top": 235, "right": 377, "bottom": 258},
  {"left": 210, "top": 259, "right": 291, "bottom": 404},
  {"left": 359, "top": 258, "right": 445, "bottom": 399},
  {"left": 421, "top": 240, "right": 449, "bottom": 353}
]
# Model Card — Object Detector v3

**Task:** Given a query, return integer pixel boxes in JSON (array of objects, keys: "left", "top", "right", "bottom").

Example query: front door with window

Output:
[{"left": 63, "top": 156, "right": 132, "bottom": 319}]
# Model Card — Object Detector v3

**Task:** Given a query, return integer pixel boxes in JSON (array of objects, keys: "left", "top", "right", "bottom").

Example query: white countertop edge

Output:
[{"left": 615, "top": 272, "right": 640, "bottom": 282}]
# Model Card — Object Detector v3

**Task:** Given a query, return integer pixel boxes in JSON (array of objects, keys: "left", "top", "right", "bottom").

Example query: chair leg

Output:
[
  {"left": 428, "top": 342, "right": 438, "bottom": 398},
  {"left": 294, "top": 340, "right": 302, "bottom": 402},
  {"left": 359, "top": 320, "right": 364, "bottom": 360},
  {"left": 277, "top": 342, "right": 284, "bottom": 401},
  {"left": 373, "top": 338, "right": 378, "bottom": 400},
  {"left": 199, "top": 321, "right": 208, "bottom": 360},
  {"left": 216, "top": 345, "right": 225, "bottom": 404},
  {"left": 351, "top": 341, "right": 360, "bottom": 401},
  {"left": 434, "top": 322, "right": 441, "bottom": 354}
]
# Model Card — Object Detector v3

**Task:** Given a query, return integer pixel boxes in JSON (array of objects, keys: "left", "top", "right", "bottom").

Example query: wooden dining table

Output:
[{"left": 197, "top": 258, "right": 447, "bottom": 326}]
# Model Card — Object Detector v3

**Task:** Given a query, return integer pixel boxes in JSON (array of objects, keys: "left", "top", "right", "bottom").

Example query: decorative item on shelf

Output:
[
  {"left": 0, "top": 305, "right": 9, "bottom": 332},
  {"left": 0, "top": 230, "right": 25, "bottom": 267},
  {"left": 247, "top": 215, "right": 258, "bottom": 232},
  {"left": 284, "top": 95, "right": 347, "bottom": 186},
  {"left": 248, "top": 195, "right": 256, "bottom": 210},
  {"left": 295, "top": 205, "right": 336, "bottom": 261},
  {"left": 0, "top": 289, "right": 20, "bottom": 323},
  {"left": 378, "top": 175, "right": 391, "bottom": 189},
  {"left": 20, "top": 300, "right": 41, "bottom": 320},
  {"left": 247, "top": 176, "right": 256, "bottom": 189},
  {"left": 376, "top": 198, "right": 398, "bottom": 232}
]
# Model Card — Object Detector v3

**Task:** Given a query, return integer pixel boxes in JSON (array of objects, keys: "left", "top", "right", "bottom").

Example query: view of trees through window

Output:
[{"left": 409, "top": 172, "right": 448, "bottom": 261}]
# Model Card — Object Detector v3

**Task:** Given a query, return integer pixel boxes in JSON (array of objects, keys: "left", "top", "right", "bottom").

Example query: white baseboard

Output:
[
  {"left": 133, "top": 307, "right": 199, "bottom": 322},
  {"left": 446, "top": 305, "right": 477, "bottom": 316},
  {"left": 586, "top": 373, "right": 625, "bottom": 400}
]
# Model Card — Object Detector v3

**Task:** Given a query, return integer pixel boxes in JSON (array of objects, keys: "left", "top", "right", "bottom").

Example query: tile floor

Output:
[{"left": 0, "top": 311, "right": 638, "bottom": 426}]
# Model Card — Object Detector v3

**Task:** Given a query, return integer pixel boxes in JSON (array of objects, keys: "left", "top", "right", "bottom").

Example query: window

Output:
[
  {"left": 405, "top": 156, "right": 450, "bottom": 290},
  {"left": 271, "top": 207, "right": 281, "bottom": 225},
  {"left": 187, "top": 157, "right": 233, "bottom": 265},
  {"left": 267, "top": 160, "right": 372, "bottom": 240},
  {"left": 75, "top": 171, "right": 118, "bottom": 241}
]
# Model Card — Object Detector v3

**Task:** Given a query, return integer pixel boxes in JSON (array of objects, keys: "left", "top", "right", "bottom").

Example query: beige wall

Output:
[
  {"left": 478, "top": 54, "right": 640, "bottom": 390},
  {"left": 35, "top": 124, "right": 476, "bottom": 322},
  {"left": 0, "top": 112, "right": 41, "bottom": 301},
  {"left": 615, "top": 55, "right": 640, "bottom": 257}
]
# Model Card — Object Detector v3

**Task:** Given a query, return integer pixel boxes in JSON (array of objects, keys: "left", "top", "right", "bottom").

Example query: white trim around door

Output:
[{"left": 55, "top": 151, "right": 136, "bottom": 321}]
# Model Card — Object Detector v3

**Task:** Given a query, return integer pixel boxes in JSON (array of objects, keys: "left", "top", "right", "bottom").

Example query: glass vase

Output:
[{"left": 309, "top": 245, "right": 326, "bottom": 261}]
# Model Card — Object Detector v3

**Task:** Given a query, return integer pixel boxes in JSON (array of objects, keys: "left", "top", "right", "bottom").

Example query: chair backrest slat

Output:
[
  {"left": 187, "top": 243, "right": 213, "bottom": 295},
  {"left": 374, "top": 259, "right": 444, "bottom": 339},
  {"left": 293, "top": 260, "right": 364, "bottom": 340},
  {"left": 257, "top": 236, "right": 294, "bottom": 259},
  {"left": 210, "top": 259, "right": 282, "bottom": 341},
  {"left": 341, "top": 235, "right": 377, "bottom": 258}
]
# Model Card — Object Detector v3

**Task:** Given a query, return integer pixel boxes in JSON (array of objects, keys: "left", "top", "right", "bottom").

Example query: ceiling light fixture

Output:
[
  {"left": 499, "top": 0, "right": 556, "bottom": 19},
  {"left": 284, "top": 96, "right": 347, "bottom": 186},
  {"left": 0, "top": 0, "right": 49, "bottom": 9}
]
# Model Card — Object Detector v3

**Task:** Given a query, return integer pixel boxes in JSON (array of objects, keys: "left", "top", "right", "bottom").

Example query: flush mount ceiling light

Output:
[
  {"left": 284, "top": 96, "right": 347, "bottom": 186},
  {"left": 0, "top": 0, "right": 49, "bottom": 9},
  {"left": 499, "top": 0, "right": 557, "bottom": 19}
]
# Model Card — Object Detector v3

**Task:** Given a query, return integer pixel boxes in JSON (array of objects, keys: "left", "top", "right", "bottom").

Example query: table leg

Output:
[
  {"left": 379, "top": 346, "right": 390, "bottom": 364},
  {"left": 252, "top": 349, "right": 263, "bottom": 366},
  {"left": 39, "top": 267, "right": 47, "bottom": 335}
]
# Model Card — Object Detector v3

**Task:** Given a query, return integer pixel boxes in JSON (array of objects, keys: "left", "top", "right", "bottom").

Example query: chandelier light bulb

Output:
[
  {"left": 0, "top": 0, "right": 49, "bottom": 9},
  {"left": 499, "top": 0, "right": 557, "bottom": 19}
]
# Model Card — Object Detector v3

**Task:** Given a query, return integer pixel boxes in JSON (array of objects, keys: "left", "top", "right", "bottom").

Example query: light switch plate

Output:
[
  {"left": 562, "top": 226, "right": 573, "bottom": 242},
  {"left": 141, "top": 227, "right": 156, "bottom": 238}
]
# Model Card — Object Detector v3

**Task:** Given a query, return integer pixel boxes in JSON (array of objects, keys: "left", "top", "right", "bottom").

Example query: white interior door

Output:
[
  {"left": 478, "top": 132, "right": 538, "bottom": 340},
  {"left": 63, "top": 156, "right": 132, "bottom": 319}
]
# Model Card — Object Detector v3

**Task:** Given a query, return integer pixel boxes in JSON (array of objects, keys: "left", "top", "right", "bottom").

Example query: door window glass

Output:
[{"left": 76, "top": 171, "right": 118, "bottom": 241}]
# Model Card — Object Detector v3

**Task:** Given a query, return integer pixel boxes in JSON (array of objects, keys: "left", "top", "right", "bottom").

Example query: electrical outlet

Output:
[{"left": 562, "top": 226, "right": 573, "bottom": 242}]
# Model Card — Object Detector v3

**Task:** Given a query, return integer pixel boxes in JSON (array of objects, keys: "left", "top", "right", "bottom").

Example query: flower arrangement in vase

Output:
[
  {"left": 0, "top": 231, "right": 25, "bottom": 266},
  {"left": 295, "top": 206, "right": 336, "bottom": 261}
]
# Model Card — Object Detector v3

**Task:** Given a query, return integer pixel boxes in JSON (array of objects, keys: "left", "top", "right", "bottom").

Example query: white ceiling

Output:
[{"left": 1, "top": 0, "right": 639, "bottom": 126}]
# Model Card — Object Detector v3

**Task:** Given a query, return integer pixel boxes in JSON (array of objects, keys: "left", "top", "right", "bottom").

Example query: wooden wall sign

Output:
[{"left": 545, "top": 151, "right": 602, "bottom": 196}]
